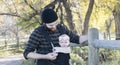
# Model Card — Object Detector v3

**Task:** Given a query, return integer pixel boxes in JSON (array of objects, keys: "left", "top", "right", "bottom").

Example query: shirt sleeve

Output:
[
  {"left": 23, "top": 29, "right": 40, "bottom": 59},
  {"left": 63, "top": 26, "right": 80, "bottom": 44}
]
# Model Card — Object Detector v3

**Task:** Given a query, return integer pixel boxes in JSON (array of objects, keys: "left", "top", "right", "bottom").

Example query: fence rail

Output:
[{"left": 93, "top": 40, "right": 120, "bottom": 50}]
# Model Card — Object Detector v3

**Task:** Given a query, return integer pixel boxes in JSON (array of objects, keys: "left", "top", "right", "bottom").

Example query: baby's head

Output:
[{"left": 59, "top": 34, "right": 70, "bottom": 47}]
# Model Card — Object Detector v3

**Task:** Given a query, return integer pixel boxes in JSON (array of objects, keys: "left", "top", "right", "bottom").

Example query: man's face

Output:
[{"left": 46, "top": 20, "right": 58, "bottom": 31}]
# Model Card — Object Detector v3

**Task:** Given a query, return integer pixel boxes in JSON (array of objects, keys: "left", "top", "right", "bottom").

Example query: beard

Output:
[{"left": 47, "top": 27, "right": 57, "bottom": 32}]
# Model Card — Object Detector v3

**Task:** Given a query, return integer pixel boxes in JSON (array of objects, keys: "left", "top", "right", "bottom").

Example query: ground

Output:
[{"left": 0, "top": 54, "right": 24, "bottom": 65}]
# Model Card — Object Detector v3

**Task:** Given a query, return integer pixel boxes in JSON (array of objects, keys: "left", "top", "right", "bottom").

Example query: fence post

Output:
[{"left": 88, "top": 28, "right": 99, "bottom": 65}]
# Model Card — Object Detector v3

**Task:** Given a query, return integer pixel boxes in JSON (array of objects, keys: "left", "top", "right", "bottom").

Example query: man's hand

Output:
[
  {"left": 79, "top": 35, "right": 88, "bottom": 44},
  {"left": 45, "top": 52, "right": 58, "bottom": 60}
]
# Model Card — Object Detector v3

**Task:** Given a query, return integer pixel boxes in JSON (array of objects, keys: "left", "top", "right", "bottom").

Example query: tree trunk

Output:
[
  {"left": 4, "top": 31, "right": 7, "bottom": 49},
  {"left": 113, "top": 10, "right": 120, "bottom": 40},
  {"left": 62, "top": 0, "right": 76, "bottom": 33},
  {"left": 105, "top": 17, "right": 113, "bottom": 40},
  {"left": 16, "top": 27, "right": 20, "bottom": 49},
  {"left": 82, "top": 0, "right": 94, "bottom": 35},
  {"left": 59, "top": 2, "right": 64, "bottom": 25},
  {"left": 16, "top": 34, "right": 19, "bottom": 49}
]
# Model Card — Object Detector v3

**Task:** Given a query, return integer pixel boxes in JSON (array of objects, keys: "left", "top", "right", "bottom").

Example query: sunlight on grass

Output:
[
  {"left": 0, "top": 49, "right": 24, "bottom": 58},
  {"left": 21, "top": 59, "right": 35, "bottom": 65}
]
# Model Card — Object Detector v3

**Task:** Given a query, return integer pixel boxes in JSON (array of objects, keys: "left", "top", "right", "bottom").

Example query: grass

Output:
[
  {"left": 0, "top": 40, "right": 26, "bottom": 57},
  {"left": 100, "top": 59, "right": 120, "bottom": 65},
  {"left": 21, "top": 59, "right": 88, "bottom": 65},
  {"left": 0, "top": 48, "right": 24, "bottom": 58},
  {"left": 21, "top": 59, "right": 35, "bottom": 65}
]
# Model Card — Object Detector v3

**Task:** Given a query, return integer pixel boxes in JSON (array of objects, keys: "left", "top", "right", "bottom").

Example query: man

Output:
[{"left": 23, "top": 8, "right": 88, "bottom": 65}]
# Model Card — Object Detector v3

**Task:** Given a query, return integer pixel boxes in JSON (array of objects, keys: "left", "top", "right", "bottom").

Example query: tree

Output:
[
  {"left": 0, "top": 15, "right": 21, "bottom": 49},
  {"left": 113, "top": 1, "right": 120, "bottom": 40},
  {"left": 105, "top": 16, "right": 114, "bottom": 40},
  {"left": 0, "top": 0, "right": 43, "bottom": 29},
  {"left": 8, "top": 17, "right": 20, "bottom": 49},
  {"left": 0, "top": 23, "right": 8, "bottom": 48},
  {"left": 82, "top": 0, "right": 94, "bottom": 35}
]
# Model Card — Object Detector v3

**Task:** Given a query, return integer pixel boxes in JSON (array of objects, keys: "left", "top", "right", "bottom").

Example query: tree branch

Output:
[
  {"left": 22, "top": 0, "right": 41, "bottom": 21},
  {"left": 12, "top": 0, "right": 18, "bottom": 14},
  {"left": 0, "top": 12, "right": 40, "bottom": 21},
  {"left": 44, "top": 0, "right": 58, "bottom": 9},
  {"left": 0, "top": 0, "right": 57, "bottom": 22},
  {"left": 24, "top": 0, "right": 38, "bottom": 13},
  {"left": 1, "top": 0, "right": 12, "bottom": 12},
  {"left": 24, "top": 12, "right": 39, "bottom": 21},
  {"left": 0, "top": 13, "right": 21, "bottom": 17}
]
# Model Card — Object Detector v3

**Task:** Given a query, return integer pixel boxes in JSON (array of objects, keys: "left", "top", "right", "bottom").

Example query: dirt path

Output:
[{"left": 0, "top": 54, "right": 24, "bottom": 65}]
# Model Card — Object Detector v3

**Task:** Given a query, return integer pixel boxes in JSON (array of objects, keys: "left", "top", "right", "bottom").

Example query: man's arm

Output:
[
  {"left": 62, "top": 26, "right": 88, "bottom": 44},
  {"left": 79, "top": 35, "right": 88, "bottom": 44},
  {"left": 23, "top": 29, "right": 58, "bottom": 60},
  {"left": 27, "top": 52, "right": 58, "bottom": 60}
]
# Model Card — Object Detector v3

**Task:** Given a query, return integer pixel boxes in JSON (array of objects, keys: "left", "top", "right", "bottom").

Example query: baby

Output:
[
  {"left": 59, "top": 34, "right": 70, "bottom": 47},
  {"left": 54, "top": 34, "right": 71, "bottom": 53}
]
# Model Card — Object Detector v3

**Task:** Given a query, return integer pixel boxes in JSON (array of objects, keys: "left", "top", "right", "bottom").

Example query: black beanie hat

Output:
[{"left": 41, "top": 8, "right": 58, "bottom": 23}]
